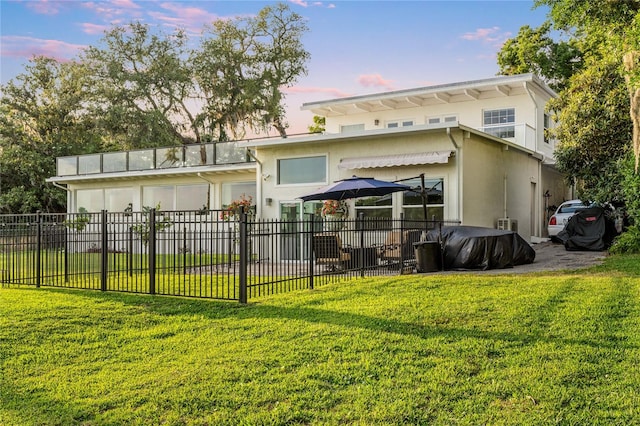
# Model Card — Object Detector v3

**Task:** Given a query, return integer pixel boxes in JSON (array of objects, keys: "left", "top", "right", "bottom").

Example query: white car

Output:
[{"left": 547, "top": 199, "right": 591, "bottom": 237}]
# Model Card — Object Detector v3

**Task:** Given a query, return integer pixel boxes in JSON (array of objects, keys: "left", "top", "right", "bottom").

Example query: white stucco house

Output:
[{"left": 47, "top": 73, "right": 571, "bottom": 242}]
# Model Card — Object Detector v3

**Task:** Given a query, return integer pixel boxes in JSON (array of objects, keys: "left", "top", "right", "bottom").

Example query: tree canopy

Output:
[
  {"left": 0, "top": 3, "right": 309, "bottom": 213},
  {"left": 498, "top": 1, "right": 640, "bottom": 208}
]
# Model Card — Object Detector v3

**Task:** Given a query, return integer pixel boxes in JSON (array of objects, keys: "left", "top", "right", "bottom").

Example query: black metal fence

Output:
[{"left": 0, "top": 210, "right": 459, "bottom": 302}]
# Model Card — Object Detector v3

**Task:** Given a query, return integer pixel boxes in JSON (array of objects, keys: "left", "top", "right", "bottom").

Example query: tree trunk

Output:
[{"left": 623, "top": 51, "right": 640, "bottom": 172}]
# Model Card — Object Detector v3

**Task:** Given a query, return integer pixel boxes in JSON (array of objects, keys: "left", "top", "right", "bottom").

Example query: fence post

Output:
[
  {"left": 128, "top": 226, "right": 133, "bottom": 277},
  {"left": 359, "top": 211, "right": 365, "bottom": 278},
  {"left": 149, "top": 208, "right": 156, "bottom": 295},
  {"left": 36, "top": 211, "right": 42, "bottom": 288},
  {"left": 100, "top": 210, "right": 108, "bottom": 291},
  {"left": 308, "top": 214, "right": 315, "bottom": 289},
  {"left": 64, "top": 225, "right": 69, "bottom": 283},
  {"left": 239, "top": 210, "right": 248, "bottom": 303}
]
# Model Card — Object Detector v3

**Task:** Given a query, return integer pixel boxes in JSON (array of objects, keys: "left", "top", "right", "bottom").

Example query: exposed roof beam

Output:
[
  {"left": 433, "top": 92, "right": 451, "bottom": 103},
  {"left": 464, "top": 89, "right": 480, "bottom": 99},
  {"left": 495, "top": 85, "right": 511, "bottom": 96},
  {"left": 405, "top": 96, "right": 424, "bottom": 107},
  {"left": 327, "top": 105, "right": 348, "bottom": 115},
  {"left": 378, "top": 99, "right": 397, "bottom": 109},
  {"left": 354, "top": 102, "right": 372, "bottom": 112}
]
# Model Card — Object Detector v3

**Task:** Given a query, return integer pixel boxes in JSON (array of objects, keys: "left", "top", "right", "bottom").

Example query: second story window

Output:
[
  {"left": 340, "top": 123, "right": 365, "bottom": 133},
  {"left": 427, "top": 115, "right": 458, "bottom": 125},
  {"left": 387, "top": 119, "right": 414, "bottom": 128},
  {"left": 483, "top": 108, "right": 515, "bottom": 139}
]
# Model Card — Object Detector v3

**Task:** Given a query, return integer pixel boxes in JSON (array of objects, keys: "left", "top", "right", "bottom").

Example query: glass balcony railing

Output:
[
  {"left": 476, "top": 123, "right": 537, "bottom": 151},
  {"left": 56, "top": 141, "right": 255, "bottom": 177}
]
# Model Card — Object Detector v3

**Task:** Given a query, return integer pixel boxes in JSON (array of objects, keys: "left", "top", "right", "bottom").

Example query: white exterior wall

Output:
[
  {"left": 324, "top": 88, "right": 546, "bottom": 154},
  {"left": 64, "top": 171, "right": 255, "bottom": 213},
  {"left": 459, "top": 133, "right": 541, "bottom": 241},
  {"left": 255, "top": 131, "right": 459, "bottom": 220}
]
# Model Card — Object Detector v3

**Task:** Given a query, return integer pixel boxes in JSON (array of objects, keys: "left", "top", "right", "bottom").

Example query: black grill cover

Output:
[
  {"left": 556, "top": 206, "right": 617, "bottom": 251},
  {"left": 426, "top": 226, "right": 535, "bottom": 270}
]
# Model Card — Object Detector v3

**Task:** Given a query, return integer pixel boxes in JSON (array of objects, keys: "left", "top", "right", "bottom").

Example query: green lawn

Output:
[{"left": 2, "top": 255, "right": 640, "bottom": 425}]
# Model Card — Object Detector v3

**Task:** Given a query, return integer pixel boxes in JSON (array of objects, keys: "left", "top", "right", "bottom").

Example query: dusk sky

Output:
[{"left": 0, "top": 0, "right": 549, "bottom": 134}]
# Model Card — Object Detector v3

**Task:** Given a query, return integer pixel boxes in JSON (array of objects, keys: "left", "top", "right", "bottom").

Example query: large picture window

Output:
[
  {"left": 483, "top": 108, "right": 515, "bottom": 139},
  {"left": 105, "top": 188, "right": 133, "bottom": 212},
  {"left": 221, "top": 182, "right": 256, "bottom": 208},
  {"left": 177, "top": 184, "right": 209, "bottom": 211},
  {"left": 278, "top": 156, "right": 326, "bottom": 185},
  {"left": 143, "top": 186, "right": 174, "bottom": 211},
  {"left": 76, "top": 189, "right": 103, "bottom": 213},
  {"left": 355, "top": 195, "right": 393, "bottom": 229}
]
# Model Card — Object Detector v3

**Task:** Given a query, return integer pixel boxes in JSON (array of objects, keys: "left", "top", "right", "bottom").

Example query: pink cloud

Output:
[
  {"left": 111, "top": 0, "right": 142, "bottom": 9},
  {"left": 152, "top": 2, "right": 221, "bottom": 32},
  {"left": 284, "top": 86, "right": 351, "bottom": 98},
  {"left": 81, "top": 1, "right": 144, "bottom": 21},
  {"left": 0, "top": 36, "right": 85, "bottom": 61},
  {"left": 289, "top": 1, "right": 336, "bottom": 8},
  {"left": 25, "top": 0, "right": 64, "bottom": 15},
  {"left": 80, "top": 22, "right": 110, "bottom": 35},
  {"left": 357, "top": 74, "right": 395, "bottom": 90},
  {"left": 460, "top": 27, "right": 511, "bottom": 46}
]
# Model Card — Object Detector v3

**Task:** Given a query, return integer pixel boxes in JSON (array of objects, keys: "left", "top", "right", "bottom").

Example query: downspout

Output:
[
  {"left": 446, "top": 127, "right": 462, "bottom": 222},
  {"left": 51, "top": 181, "right": 72, "bottom": 212},
  {"left": 245, "top": 148, "right": 264, "bottom": 218},
  {"left": 524, "top": 81, "right": 542, "bottom": 237},
  {"left": 503, "top": 173, "right": 508, "bottom": 219},
  {"left": 523, "top": 81, "right": 538, "bottom": 152}
]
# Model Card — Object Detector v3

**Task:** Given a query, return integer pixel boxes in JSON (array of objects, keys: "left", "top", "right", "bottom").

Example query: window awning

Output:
[{"left": 337, "top": 151, "right": 453, "bottom": 170}]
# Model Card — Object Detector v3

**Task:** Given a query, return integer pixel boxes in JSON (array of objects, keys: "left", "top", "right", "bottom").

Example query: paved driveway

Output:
[{"left": 439, "top": 241, "right": 608, "bottom": 275}]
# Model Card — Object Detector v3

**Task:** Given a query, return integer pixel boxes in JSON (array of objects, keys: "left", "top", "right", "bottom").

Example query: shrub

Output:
[{"left": 610, "top": 225, "right": 640, "bottom": 254}]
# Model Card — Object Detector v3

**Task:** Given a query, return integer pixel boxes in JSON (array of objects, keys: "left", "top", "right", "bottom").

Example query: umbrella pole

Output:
[{"left": 420, "top": 173, "right": 428, "bottom": 235}]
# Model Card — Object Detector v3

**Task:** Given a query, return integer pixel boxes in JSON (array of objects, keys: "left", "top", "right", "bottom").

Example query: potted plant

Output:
[{"left": 321, "top": 199, "right": 348, "bottom": 231}]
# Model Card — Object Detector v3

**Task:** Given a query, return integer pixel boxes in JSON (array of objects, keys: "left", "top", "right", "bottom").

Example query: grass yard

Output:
[{"left": 2, "top": 255, "right": 640, "bottom": 425}]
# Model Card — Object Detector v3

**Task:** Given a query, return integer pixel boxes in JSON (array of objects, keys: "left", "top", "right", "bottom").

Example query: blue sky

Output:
[{"left": 0, "top": 0, "right": 549, "bottom": 134}]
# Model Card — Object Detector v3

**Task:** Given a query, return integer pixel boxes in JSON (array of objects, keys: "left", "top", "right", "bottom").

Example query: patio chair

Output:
[
  {"left": 313, "top": 233, "right": 351, "bottom": 272},
  {"left": 378, "top": 229, "right": 423, "bottom": 268}
]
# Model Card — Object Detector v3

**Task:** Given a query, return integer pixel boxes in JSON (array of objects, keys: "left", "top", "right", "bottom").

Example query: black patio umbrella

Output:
[{"left": 299, "top": 176, "right": 412, "bottom": 201}]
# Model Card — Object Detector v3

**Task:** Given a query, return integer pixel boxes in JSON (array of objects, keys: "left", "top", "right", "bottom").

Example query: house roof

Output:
[
  {"left": 240, "top": 123, "right": 543, "bottom": 161},
  {"left": 301, "top": 73, "right": 556, "bottom": 117},
  {"left": 46, "top": 162, "right": 256, "bottom": 184}
]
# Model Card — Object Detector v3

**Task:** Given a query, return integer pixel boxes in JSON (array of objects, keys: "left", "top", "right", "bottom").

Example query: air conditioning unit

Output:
[{"left": 497, "top": 218, "right": 518, "bottom": 232}]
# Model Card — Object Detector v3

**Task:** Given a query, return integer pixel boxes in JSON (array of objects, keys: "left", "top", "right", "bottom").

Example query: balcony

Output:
[
  {"left": 476, "top": 123, "right": 537, "bottom": 151},
  {"left": 56, "top": 141, "right": 255, "bottom": 177}
]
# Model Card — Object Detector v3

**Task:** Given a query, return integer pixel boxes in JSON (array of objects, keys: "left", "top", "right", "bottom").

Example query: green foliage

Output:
[
  {"left": 497, "top": 21, "right": 582, "bottom": 91},
  {"left": 0, "top": 57, "right": 100, "bottom": 212},
  {"left": 502, "top": 1, "right": 640, "bottom": 223},
  {"left": 621, "top": 151, "right": 640, "bottom": 221},
  {"left": 3, "top": 262, "right": 640, "bottom": 424},
  {"left": 64, "top": 207, "right": 91, "bottom": 232},
  {"left": 550, "top": 56, "right": 632, "bottom": 203},
  {"left": 131, "top": 204, "right": 173, "bottom": 245},
  {"left": 308, "top": 115, "right": 326, "bottom": 133},
  {"left": 81, "top": 21, "right": 195, "bottom": 148},
  {"left": 0, "top": 3, "right": 310, "bottom": 212},
  {"left": 192, "top": 3, "right": 309, "bottom": 139},
  {"left": 610, "top": 225, "right": 640, "bottom": 254}
]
